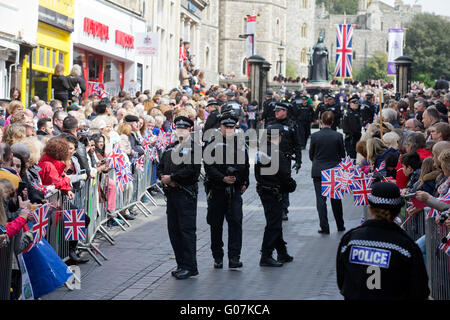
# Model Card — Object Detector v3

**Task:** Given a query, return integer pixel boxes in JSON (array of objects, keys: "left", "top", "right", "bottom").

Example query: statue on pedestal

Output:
[{"left": 308, "top": 30, "right": 329, "bottom": 83}]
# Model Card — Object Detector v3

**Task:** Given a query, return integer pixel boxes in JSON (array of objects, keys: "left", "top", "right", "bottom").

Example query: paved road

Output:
[{"left": 45, "top": 140, "right": 362, "bottom": 300}]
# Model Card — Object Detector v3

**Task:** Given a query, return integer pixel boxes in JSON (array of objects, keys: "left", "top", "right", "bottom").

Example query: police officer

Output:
[
  {"left": 269, "top": 102, "right": 302, "bottom": 221},
  {"left": 255, "top": 123, "right": 297, "bottom": 267},
  {"left": 342, "top": 95, "right": 362, "bottom": 159},
  {"left": 294, "top": 95, "right": 314, "bottom": 149},
  {"left": 203, "top": 100, "right": 221, "bottom": 134},
  {"left": 157, "top": 116, "right": 201, "bottom": 280},
  {"left": 337, "top": 182, "right": 430, "bottom": 300},
  {"left": 203, "top": 113, "right": 250, "bottom": 269},
  {"left": 360, "top": 93, "right": 377, "bottom": 128},
  {"left": 261, "top": 90, "right": 277, "bottom": 127},
  {"left": 315, "top": 94, "right": 341, "bottom": 131}
]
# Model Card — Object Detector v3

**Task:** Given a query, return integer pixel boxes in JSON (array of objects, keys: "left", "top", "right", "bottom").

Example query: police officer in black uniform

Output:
[
  {"left": 261, "top": 90, "right": 277, "bottom": 127},
  {"left": 268, "top": 102, "right": 302, "bottom": 221},
  {"left": 315, "top": 94, "right": 341, "bottom": 131},
  {"left": 255, "top": 123, "right": 297, "bottom": 267},
  {"left": 203, "top": 113, "right": 250, "bottom": 269},
  {"left": 203, "top": 100, "right": 221, "bottom": 134},
  {"left": 337, "top": 182, "right": 430, "bottom": 300},
  {"left": 360, "top": 93, "right": 377, "bottom": 128},
  {"left": 294, "top": 95, "right": 314, "bottom": 149},
  {"left": 342, "top": 95, "right": 362, "bottom": 159},
  {"left": 158, "top": 116, "right": 201, "bottom": 280}
]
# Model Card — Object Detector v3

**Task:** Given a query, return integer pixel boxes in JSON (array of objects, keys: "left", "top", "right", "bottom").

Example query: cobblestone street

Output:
[{"left": 45, "top": 142, "right": 362, "bottom": 300}]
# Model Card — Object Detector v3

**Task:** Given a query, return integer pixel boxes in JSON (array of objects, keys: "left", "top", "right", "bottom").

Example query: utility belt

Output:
[
  {"left": 256, "top": 184, "right": 282, "bottom": 202},
  {"left": 164, "top": 183, "right": 198, "bottom": 200}
]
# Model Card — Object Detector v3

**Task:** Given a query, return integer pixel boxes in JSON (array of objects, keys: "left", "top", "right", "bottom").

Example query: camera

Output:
[
  {"left": 439, "top": 211, "right": 449, "bottom": 224},
  {"left": 403, "top": 192, "right": 416, "bottom": 200}
]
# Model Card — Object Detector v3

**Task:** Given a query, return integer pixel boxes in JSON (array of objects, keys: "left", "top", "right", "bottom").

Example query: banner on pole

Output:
[
  {"left": 245, "top": 15, "right": 256, "bottom": 58},
  {"left": 387, "top": 28, "right": 404, "bottom": 76},
  {"left": 333, "top": 24, "right": 353, "bottom": 79}
]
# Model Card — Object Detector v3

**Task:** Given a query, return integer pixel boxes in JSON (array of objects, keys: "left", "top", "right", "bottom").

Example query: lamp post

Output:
[{"left": 278, "top": 41, "right": 285, "bottom": 79}]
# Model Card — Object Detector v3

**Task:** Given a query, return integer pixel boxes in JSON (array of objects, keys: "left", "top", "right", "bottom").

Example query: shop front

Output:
[
  {"left": 72, "top": 0, "right": 146, "bottom": 99},
  {"left": 20, "top": 0, "right": 74, "bottom": 105}
]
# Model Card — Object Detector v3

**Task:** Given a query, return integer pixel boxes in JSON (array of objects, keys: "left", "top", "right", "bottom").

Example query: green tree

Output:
[
  {"left": 316, "top": 0, "right": 358, "bottom": 15},
  {"left": 404, "top": 13, "right": 450, "bottom": 82},
  {"left": 353, "top": 51, "right": 389, "bottom": 81},
  {"left": 286, "top": 59, "right": 299, "bottom": 79}
]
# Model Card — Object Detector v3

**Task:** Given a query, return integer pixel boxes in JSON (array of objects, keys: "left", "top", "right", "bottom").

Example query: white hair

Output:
[
  {"left": 382, "top": 131, "right": 400, "bottom": 150},
  {"left": 70, "top": 64, "right": 82, "bottom": 77},
  {"left": 381, "top": 108, "right": 397, "bottom": 123},
  {"left": 37, "top": 104, "right": 53, "bottom": 119}
]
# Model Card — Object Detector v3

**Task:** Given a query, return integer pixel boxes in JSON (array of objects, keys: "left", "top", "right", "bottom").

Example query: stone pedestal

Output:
[{"left": 305, "top": 82, "right": 332, "bottom": 97}]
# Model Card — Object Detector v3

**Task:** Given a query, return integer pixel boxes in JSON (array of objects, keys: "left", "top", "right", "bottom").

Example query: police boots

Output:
[{"left": 260, "top": 254, "right": 283, "bottom": 267}]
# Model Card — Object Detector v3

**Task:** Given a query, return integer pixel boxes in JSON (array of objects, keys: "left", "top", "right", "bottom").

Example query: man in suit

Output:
[{"left": 309, "top": 111, "right": 346, "bottom": 234}]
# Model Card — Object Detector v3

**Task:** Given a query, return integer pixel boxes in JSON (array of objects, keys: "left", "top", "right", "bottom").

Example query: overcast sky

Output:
[{"left": 381, "top": 0, "right": 450, "bottom": 17}]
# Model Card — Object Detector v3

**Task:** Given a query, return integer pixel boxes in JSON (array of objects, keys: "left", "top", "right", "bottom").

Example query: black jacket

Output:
[
  {"left": 157, "top": 138, "right": 201, "bottom": 190},
  {"left": 337, "top": 219, "right": 429, "bottom": 300},
  {"left": 255, "top": 142, "right": 292, "bottom": 188},
  {"left": 268, "top": 117, "right": 302, "bottom": 164},
  {"left": 293, "top": 100, "right": 314, "bottom": 123},
  {"left": 315, "top": 102, "right": 342, "bottom": 130},
  {"left": 61, "top": 131, "right": 91, "bottom": 176},
  {"left": 129, "top": 132, "right": 145, "bottom": 157},
  {"left": 309, "top": 127, "right": 345, "bottom": 178},
  {"left": 360, "top": 101, "right": 377, "bottom": 126},
  {"left": 67, "top": 75, "right": 86, "bottom": 100},
  {"left": 341, "top": 107, "right": 362, "bottom": 136},
  {"left": 261, "top": 98, "right": 277, "bottom": 126},
  {"left": 52, "top": 75, "right": 70, "bottom": 96},
  {"left": 203, "top": 109, "right": 221, "bottom": 136},
  {"left": 203, "top": 134, "right": 250, "bottom": 190}
]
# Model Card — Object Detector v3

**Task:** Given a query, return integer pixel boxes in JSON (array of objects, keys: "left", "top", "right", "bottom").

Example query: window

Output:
[
  {"left": 353, "top": 51, "right": 356, "bottom": 60},
  {"left": 301, "top": 48, "right": 307, "bottom": 64},
  {"left": 302, "top": 0, "right": 308, "bottom": 8},
  {"left": 205, "top": 46, "right": 210, "bottom": 69},
  {"left": 242, "top": 58, "right": 247, "bottom": 76},
  {"left": 301, "top": 23, "right": 307, "bottom": 38},
  {"left": 137, "top": 63, "right": 143, "bottom": 92},
  {"left": 275, "top": 18, "right": 280, "bottom": 39}
]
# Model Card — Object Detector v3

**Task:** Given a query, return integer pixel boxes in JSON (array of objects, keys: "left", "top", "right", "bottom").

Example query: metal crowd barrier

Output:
[
  {"left": 401, "top": 209, "right": 426, "bottom": 241},
  {"left": 425, "top": 219, "right": 450, "bottom": 300},
  {"left": 0, "top": 235, "right": 16, "bottom": 300}
]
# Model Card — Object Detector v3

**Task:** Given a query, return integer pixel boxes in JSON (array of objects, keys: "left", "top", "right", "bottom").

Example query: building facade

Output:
[{"left": 218, "top": 0, "right": 287, "bottom": 81}]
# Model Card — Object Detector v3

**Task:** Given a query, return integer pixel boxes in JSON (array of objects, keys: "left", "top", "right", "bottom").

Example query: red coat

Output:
[
  {"left": 6, "top": 216, "right": 27, "bottom": 238},
  {"left": 396, "top": 148, "right": 432, "bottom": 189},
  {"left": 38, "top": 154, "right": 72, "bottom": 192}
]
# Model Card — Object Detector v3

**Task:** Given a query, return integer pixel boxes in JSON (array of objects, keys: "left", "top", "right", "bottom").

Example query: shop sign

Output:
[
  {"left": 115, "top": 30, "right": 134, "bottom": 49},
  {"left": 38, "top": 0, "right": 75, "bottom": 32},
  {"left": 84, "top": 18, "right": 109, "bottom": 40},
  {"left": 135, "top": 33, "right": 158, "bottom": 56}
]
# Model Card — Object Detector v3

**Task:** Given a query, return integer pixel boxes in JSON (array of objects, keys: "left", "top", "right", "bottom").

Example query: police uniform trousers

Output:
[
  {"left": 258, "top": 189, "right": 287, "bottom": 256},
  {"left": 313, "top": 177, "right": 344, "bottom": 232},
  {"left": 344, "top": 132, "right": 361, "bottom": 159},
  {"left": 206, "top": 188, "right": 243, "bottom": 261},
  {"left": 281, "top": 163, "right": 291, "bottom": 215},
  {"left": 298, "top": 121, "right": 310, "bottom": 148},
  {"left": 166, "top": 189, "right": 198, "bottom": 272}
]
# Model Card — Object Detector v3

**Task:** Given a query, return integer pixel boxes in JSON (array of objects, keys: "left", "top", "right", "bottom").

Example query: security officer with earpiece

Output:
[
  {"left": 203, "top": 113, "right": 250, "bottom": 269},
  {"left": 341, "top": 95, "right": 362, "bottom": 159},
  {"left": 294, "top": 95, "right": 314, "bottom": 149},
  {"left": 336, "top": 182, "right": 430, "bottom": 300},
  {"left": 268, "top": 102, "right": 302, "bottom": 221},
  {"left": 256, "top": 123, "right": 297, "bottom": 267},
  {"left": 158, "top": 116, "right": 201, "bottom": 280}
]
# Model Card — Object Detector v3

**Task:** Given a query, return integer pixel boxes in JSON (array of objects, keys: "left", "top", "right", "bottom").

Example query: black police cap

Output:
[
  {"left": 124, "top": 114, "right": 139, "bottom": 123},
  {"left": 220, "top": 113, "right": 238, "bottom": 127},
  {"left": 206, "top": 100, "right": 220, "bottom": 108},
  {"left": 174, "top": 116, "right": 194, "bottom": 129},
  {"left": 274, "top": 102, "right": 289, "bottom": 111},
  {"left": 367, "top": 182, "right": 405, "bottom": 210}
]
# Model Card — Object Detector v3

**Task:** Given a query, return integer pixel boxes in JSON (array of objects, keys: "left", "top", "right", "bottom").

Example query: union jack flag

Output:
[
  {"left": 351, "top": 178, "right": 373, "bottom": 206},
  {"left": 149, "top": 147, "right": 159, "bottom": 163},
  {"left": 30, "top": 182, "right": 53, "bottom": 197},
  {"left": 91, "top": 82, "right": 108, "bottom": 99},
  {"left": 321, "top": 168, "right": 344, "bottom": 199},
  {"left": 360, "top": 215, "right": 365, "bottom": 225},
  {"left": 136, "top": 155, "right": 145, "bottom": 172},
  {"left": 107, "top": 146, "right": 126, "bottom": 170},
  {"left": 63, "top": 209, "right": 86, "bottom": 241},
  {"left": 142, "top": 138, "right": 151, "bottom": 153},
  {"left": 338, "top": 156, "right": 354, "bottom": 172},
  {"left": 333, "top": 24, "right": 354, "bottom": 79},
  {"left": 428, "top": 190, "right": 450, "bottom": 219},
  {"left": 374, "top": 161, "right": 386, "bottom": 173},
  {"left": 439, "top": 233, "right": 450, "bottom": 256},
  {"left": 30, "top": 204, "right": 50, "bottom": 247},
  {"left": 72, "top": 83, "right": 82, "bottom": 98},
  {"left": 156, "top": 132, "right": 173, "bottom": 151}
]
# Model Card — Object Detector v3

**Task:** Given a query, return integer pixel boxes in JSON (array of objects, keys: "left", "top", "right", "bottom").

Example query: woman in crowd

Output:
[
  {"left": 67, "top": 64, "right": 86, "bottom": 102},
  {"left": 3, "top": 123, "right": 26, "bottom": 146},
  {"left": 9, "top": 87, "right": 20, "bottom": 102},
  {"left": 4, "top": 101, "right": 24, "bottom": 128},
  {"left": 38, "top": 137, "right": 74, "bottom": 200},
  {"left": 52, "top": 64, "right": 70, "bottom": 109}
]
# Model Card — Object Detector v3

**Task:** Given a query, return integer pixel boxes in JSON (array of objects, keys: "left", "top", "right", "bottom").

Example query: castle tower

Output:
[{"left": 218, "top": 0, "right": 287, "bottom": 80}]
